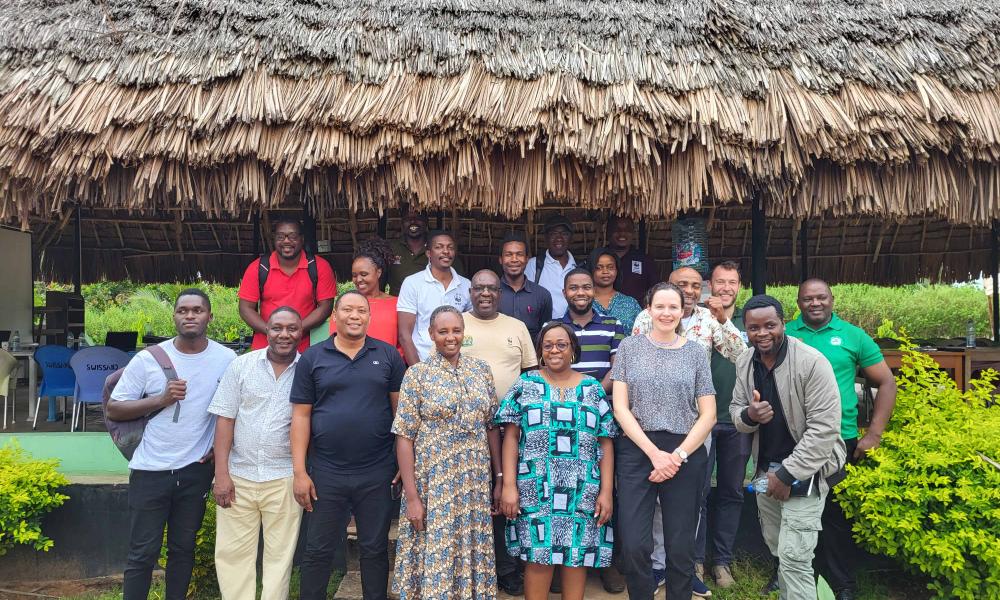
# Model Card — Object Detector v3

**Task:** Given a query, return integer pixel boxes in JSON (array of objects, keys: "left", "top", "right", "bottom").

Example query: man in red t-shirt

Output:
[{"left": 238, "top": 219, "right": 336, "bottom": 352}]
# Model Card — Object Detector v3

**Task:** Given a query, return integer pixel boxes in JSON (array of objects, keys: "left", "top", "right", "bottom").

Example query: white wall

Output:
[{"left": 0, "top": 227, "right": 33, "bottom": 343}]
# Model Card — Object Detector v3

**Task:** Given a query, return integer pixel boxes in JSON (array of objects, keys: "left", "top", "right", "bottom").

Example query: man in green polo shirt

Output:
[
  {"left": 786, "top": 279, "right": 897, "bottom": 600},
  {"left": 387, "top": 208, "right": 465, "bottom": 295}
]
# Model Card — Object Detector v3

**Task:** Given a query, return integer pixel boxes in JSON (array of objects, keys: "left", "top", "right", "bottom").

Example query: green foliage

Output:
[
  {"left": 160, "top": 498, "right": 218, "bottom": 598},
  {"left": 836, "top": 334, "right": 1000, "bottom": 599},
  {"left": 0, "top": 441, "right": 70, "bottom": 555},
  {"left": 735, "top": 283, "right": 990, "bottom": 339}
]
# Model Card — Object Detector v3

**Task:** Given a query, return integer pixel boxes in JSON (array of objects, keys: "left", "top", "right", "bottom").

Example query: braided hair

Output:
[{"left": 354, "top": 237, "right": 396, "bottom": 285}]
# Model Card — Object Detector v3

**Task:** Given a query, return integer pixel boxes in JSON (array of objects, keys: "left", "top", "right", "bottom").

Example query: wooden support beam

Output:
[
  {"left": 114, "top": 222, "right": 125, "bottom": 248},
  {"left": 92, "top": 221, "right": 102, "bottom": 248},
  {"left": 993, "top": 221, "right": 999, "bottom": 342},
  {"left": 872, "top": 222, "right": 890, "bottom": 264},
  {"left": 174, "top": 211, "right": 185, "bottom": 260},
  {"left": 73, "top": 204, "right": 82, "bottom": 293},
  {"left": 348, "top": 210, "right": 358, "bottom": 253},
  {"left": 751, "top": 193, "right": 767, "bottom": 295},
  {"left": 800, "top": 218, "right": 810, "bottom": 282},
  {"left": 814, "top": 218, "right": 824, "bottom": 255},
  {"left": 839, "top": 221, "right": 848, "bottom": 254},
  {"left": 888, "top": 222, "right": 902, "bottom": 253},
  {"left": 209, "top": 224, "right": 222, "bottom": 250},
  {"left": 919, "top": 219, "right": 928, "bottom": 252},
  {"left": 138, "top": 224, "right": 151, "bottom": 251}
]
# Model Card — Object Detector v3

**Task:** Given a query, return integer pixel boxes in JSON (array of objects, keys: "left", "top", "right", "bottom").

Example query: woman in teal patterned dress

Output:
[
  {"left": 393, "top": 306, "right": 502, "bottom": 600},
  {"left": 496, "top": 321, "right": 618, "bottom": 600}
]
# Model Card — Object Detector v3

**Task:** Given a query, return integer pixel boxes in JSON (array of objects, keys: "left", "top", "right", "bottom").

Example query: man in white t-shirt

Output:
[
  {"left": 397, "top": 230, "right": 472, "bottom": 364},
  {"left": 108, "top": 289, "right": 236, "bottom": 600}
]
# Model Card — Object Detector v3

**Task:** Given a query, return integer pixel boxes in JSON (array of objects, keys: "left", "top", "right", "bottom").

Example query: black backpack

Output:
[{"left": 258, "top": 251, "right": 319, "bottom": 303}]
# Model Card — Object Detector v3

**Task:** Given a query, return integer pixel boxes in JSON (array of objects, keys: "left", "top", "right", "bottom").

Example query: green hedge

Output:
[
  {"left": 0, "top": 441, "right": 69, "bottom": 555},
  {"left": 35, "top": 280, "right": 989, "bottom": 343},
  {"left": 735, "top": 283, "right": 990, "bottom": 340},
  {"left": 836, "top": 339, "right": 1000, "bottom": 599}
]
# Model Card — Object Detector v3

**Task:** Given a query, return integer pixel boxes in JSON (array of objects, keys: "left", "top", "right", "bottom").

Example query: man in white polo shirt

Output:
[
  {"left": 524, "top": 214, "right": 577, "bottom": 319},
  {"left": 397, "top": 230, "right": 472, "bottom": 364},
  {"left": 209, "top": 307, "right": 304, "bottom": 600}
]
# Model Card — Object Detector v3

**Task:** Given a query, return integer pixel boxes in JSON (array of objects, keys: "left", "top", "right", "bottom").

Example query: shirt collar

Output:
[
  {"left": 544, "top": 250, "right": 576, "bottom": 268},
  {"left": 752, "top": 336, "right": 788, "bottom": 370},
  {"left": 561, "top": 309, "right": 602, "bottom": 328},
  {"left": 501, "top": 276, "right": 538, "bottom": 294},
  {"left": 269, "top": 250, "right": 308, "bottom": 270},
  {"left": 323, "top": 335, "right": 379, "bottom": 354},
  {"left": 791, "top": 313, "right": 841, "bottom": 332},
  {"left": 422, "top": 263, "right": 459, "bottom": 283},
  {"left": 254, "top": 347, "right": 301, "bottom": 366}
]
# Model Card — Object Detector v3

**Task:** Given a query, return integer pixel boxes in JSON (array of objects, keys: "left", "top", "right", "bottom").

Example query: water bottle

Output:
[
  {"left": 966, "top": 320, "right": 976, "bottom": 348},
  {"left": 9, "top": 330, "right": 20, "bottom": 352},
  {"left": 746, "top": 474, "right": 806, "bottom": 494},
  {"left": 66, "top": 332, "right": 75, "bottom": 348}
]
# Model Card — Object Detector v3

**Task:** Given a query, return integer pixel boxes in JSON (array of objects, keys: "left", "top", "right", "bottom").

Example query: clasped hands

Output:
[{"left": 648, "top": 449, "right": 683, "bottom": 482}]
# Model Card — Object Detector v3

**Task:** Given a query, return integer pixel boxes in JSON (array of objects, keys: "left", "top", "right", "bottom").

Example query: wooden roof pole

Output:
[
  {"left": 992, "top": 220, "right": 999, "bottom": 342},
  {"left": 73, "top": 203, "right": 82, "bottom": 293},
  {"left": 751, "top": 192, "right": 767, "bottom": 295},
  {"left": 798, "top": 218, "right": 810, "bottom": 282}
]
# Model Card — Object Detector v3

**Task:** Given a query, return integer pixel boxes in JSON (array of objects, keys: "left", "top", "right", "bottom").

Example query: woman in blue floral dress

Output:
[
  {"left": 393, "top": 306, "right": 502, "bottom": 600},
  {"left": 589, "top": 248, "right": 643, "bottom": 331},
  {"left": 496, "top": 321, "right": 618, "bottom": 600}
]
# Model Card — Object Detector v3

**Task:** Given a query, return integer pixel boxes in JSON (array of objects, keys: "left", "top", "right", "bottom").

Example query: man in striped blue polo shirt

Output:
[{"left": 557, "top": 267, "right": 627, "bottom": 594}]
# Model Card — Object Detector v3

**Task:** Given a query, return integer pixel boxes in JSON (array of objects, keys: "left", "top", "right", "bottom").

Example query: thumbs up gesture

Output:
[{"left": 748, "top": 390, "right": 774, "bottom": 424}]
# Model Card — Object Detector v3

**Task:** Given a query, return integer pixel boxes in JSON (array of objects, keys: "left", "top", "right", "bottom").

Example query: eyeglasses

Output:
[
  {"left": 471, "top": 285, "right": 500, "bottom": 293},
  {"left": 542, "top": 341, "right": 571, "bottom": 352},
  {"left": 274, "top": 233, "right": 300, "bottom": 242}
]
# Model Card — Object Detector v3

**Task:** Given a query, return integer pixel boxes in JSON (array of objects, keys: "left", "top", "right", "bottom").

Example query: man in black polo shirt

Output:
[
  {"left": 291, "top": 290, "right": 406, "bottom": 600},
  {"left": 497, "top": 231, "right": 553, "bottom": 341}
]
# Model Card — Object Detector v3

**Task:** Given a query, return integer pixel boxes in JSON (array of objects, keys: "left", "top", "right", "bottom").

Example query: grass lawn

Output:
[
  {"left": 61, "top": 568, "right": 342, "bottom": 600},
  {"left": 55, "top": 557, "right": 929, "bottom": 600}
]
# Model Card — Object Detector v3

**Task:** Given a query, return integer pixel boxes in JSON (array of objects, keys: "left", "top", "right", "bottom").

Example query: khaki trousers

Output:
[
  {"left": 215, "top": 475, "right": 302, "bottom": 600},
  {"left": 757, "top": 487, "right": 827, "bottom": 600}
]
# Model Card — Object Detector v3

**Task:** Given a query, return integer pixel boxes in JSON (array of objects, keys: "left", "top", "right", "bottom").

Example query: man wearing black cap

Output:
[{"left": 524, "top": 214, "right": 577, "bottom": 319}]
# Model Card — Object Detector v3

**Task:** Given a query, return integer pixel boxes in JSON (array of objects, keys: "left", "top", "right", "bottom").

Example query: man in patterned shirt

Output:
[
  {"left": 209, "top": 307, "right": 304, "bottom": 600},
  {"left": 633, "top": 266, "right": 746, "bottom": 595}
]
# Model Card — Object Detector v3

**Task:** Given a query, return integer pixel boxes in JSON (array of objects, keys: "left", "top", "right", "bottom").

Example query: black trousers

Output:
[
  {"left": 815, "top": 437, "right": 859, "bottom": 592},
  {"left": 493, "top": 515, "right": 520, "bottom": 577},
  {"left": 299, "top": 463, "right": 395, "bottom": 600},
  {"left": 701, "top": 423, "right": 752, "bottom": 566},
  {"left": 617, "top": 432, "right": 708, "bottom": 600},
  {"left": 123, "top": 461, "right": 214, "bottom": 600}
]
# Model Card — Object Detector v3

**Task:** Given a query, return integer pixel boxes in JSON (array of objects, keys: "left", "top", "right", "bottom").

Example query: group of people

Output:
[{"left": 108, "top": 211, "right": 897, "bottom": 600}]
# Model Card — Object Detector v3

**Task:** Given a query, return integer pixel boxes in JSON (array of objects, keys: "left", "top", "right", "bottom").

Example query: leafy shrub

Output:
[
  {"left": 0, "top": 441, "right": 70, "bottom": 555},
  {"left": 160, "top": 498, "right": 218, "bottom": 598},
  {"left": 836, "top": 336, "right": 1000, "bottom": 599},
  {"left": 735, "top": 283, "right": 990, "bottom": 339}
]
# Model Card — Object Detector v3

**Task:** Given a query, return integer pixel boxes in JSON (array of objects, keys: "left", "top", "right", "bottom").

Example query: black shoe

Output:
[
  {"left": 600, "top": 565, "right": 627, "bottom": 593},
  {"left": 497, "top": 572, "right": 524, "bottom": 596},
  {"left": 760, "top": 567, "right": 779, "bottom": 596},
  {"left": 834, "top": 589, "right": 856, "bottom": 600}
]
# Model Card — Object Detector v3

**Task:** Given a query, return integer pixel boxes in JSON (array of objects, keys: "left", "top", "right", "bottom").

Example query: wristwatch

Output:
[{"left": 673, "top": 448, "right": 689, "bottom": 463}]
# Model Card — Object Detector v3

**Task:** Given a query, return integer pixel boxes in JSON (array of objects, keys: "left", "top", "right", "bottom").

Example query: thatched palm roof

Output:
[{"left": 3, "top": 0, "right": 1000, "bottom": 226}]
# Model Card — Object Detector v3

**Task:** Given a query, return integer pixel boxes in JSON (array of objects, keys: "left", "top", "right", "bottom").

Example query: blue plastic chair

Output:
[
  {"left": 32, "top": 345, "right": 77, "bottom": 429},
  {"left": 69, "top": 346, "right": 130, "bottom": 432}
]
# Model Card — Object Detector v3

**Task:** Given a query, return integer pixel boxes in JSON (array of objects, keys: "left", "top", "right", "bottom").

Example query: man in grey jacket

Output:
[{"left": 730, "top": 295, "right": 846, "bottom": 600}]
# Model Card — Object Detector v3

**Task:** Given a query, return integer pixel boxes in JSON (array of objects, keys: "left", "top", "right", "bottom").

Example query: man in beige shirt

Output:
[{"left": 462, "top": 269, "right": 537, "bottom": 595}]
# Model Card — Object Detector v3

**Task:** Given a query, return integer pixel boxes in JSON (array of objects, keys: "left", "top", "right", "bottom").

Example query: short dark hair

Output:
[
  {"left": 711, "top": 260, "right": 741, "bottom": 280},
  {"left": 588, "top": 247, "right": 619, "bottom": 274},
  {"left": 500, "top": 231, "right": 528, "bottom": 253},
  {"left": 175, "top": 288, "right": 211, "bottom": 311},
  {"left": 743, "top": 294, "right": 784, "bottom": 319},
  {"left": 269, "top": 306, "right": 302, "bottom": 320},
  {"left": 563, "top": 268, "right": 593, "bottom": 288},
  {"left": 644, "top": 282, "right": 685, "bottom": 311},
  {"left": 535, "top": 321, "right": 582, "bottom": 366},
  {"left": 426, "top": 230, "right": 455, "bottom": 246},
  {"left": 272, "top": 218, "right": 302, "bottom": 234},
  {"left": 335, "top": 289, "right": 370, "bottom": 309},
  {"left": 429, "top": 305, "right": 463, "bottom": 328}
]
